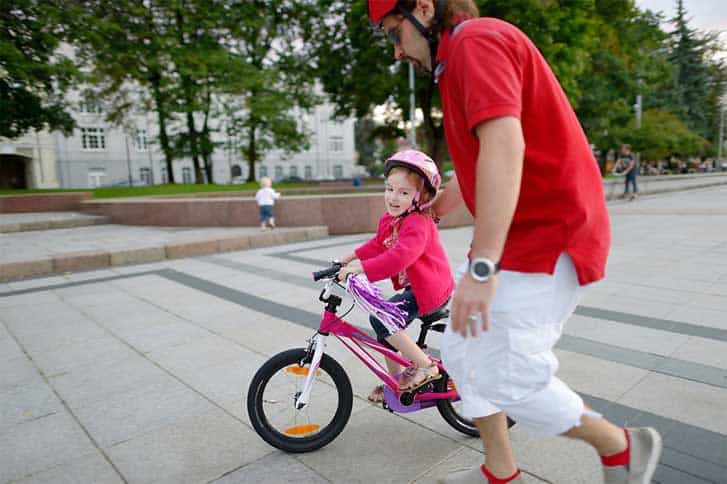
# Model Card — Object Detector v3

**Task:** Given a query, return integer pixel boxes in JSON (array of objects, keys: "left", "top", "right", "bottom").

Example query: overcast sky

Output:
[{"left": 635, "top": 0, "right": 727, "bottom": 37}]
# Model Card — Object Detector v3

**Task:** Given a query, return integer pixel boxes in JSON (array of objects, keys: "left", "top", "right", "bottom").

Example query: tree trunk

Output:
[
  {"left": 150, "top": 73, "right": 174, "bottom": 184},
  {"left": 175, "top": 6, "right": 204, "bottom": 184},
  {"left": 183, "top": 81, "right": 204, "bottom": 183},
  {"left": 245, "top": 126, "right": 257, "bottom": 182},
  {"left": 201, "top": 89, "right": 213, "bottom": 183}
]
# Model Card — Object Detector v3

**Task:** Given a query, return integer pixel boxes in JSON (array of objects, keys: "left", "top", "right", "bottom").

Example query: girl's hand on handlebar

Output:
[
  {"left": 339, "top": 253, "right": 356, "bottom": 266},
  {"left": 337, "top": 262, "right": 363, "bottom": 282}
]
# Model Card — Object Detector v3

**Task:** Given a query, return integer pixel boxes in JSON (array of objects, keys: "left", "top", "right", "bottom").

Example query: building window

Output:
[
  {"left": 135, "top": 129, "right": 148, "bottom": 151},
  {"left": 160, "top": 166, "right": 168, "bottom": 184},
  {"left": 274, "top": 165, "right": 283, "bottom": 179},
  {"left": 329, "top": 136, "right": 343, "bottom": 153},
  {"left": 81, "top": 127, "right": 106, "bottom": 150},
  {"left": 79, "top": 99, "right": 103, "bottom": 114},
  {"left": 182, "top": 166, "right": 192, "bottom": 183},
  {"left": 140, "top": 167, "right": 152, "bottom": 185},
  {"left": 88, "top": 169, "right": 105, "bottom": 188},
  {"left": 333, "top": 165, "right": 343, "bottom": 179},
  {"left": 259, "top": 165, "right": 267, "bottom": 178},
  {"left": 304, "top": 165, "right": 312, "bottom": 180},
  {"left": 289, "top": 165, "right": 298, "bottom": 177}
]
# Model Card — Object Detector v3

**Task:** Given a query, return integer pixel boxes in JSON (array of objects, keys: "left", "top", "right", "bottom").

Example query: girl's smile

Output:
[{"left": 385, "top": 170, "right": 419, "bottom": 217}]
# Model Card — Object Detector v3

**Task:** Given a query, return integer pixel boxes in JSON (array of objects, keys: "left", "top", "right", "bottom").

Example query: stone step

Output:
[
  {"left": 0, "top": 225, "right": 328, "bottom": 282},
  {"left": 0, "top": 212, "right": 110, "bottom": 233}
]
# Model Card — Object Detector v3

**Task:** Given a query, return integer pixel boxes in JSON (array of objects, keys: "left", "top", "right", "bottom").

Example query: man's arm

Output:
[
  {"left": 450, "top": 116, "right": 525, "bottom": 336},
  {"left": 432, "top": 173, "right": 464, "bottom": 219}
]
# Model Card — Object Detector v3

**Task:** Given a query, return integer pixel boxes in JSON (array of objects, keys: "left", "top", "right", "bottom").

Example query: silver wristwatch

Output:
[{"left": 468, "top": 257, "right": 500, "bottom": 282}]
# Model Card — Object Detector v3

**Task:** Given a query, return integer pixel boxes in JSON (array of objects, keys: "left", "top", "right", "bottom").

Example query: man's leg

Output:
[
  {"left": 474, "top": 412, "right": 517, "bottom": 478},
  {"left": 563, "top": 413, "right": 626, "bottom": 455}
]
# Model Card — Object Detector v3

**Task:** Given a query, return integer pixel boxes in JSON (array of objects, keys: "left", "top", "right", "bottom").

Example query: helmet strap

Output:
[{"left": 397, "top": 0, "right": 447, "bottom": 71}]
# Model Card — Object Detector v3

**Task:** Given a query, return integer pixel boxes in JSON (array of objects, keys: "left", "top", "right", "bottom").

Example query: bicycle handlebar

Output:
[{"left": 312, "top": 262, "right": 343, "bottom": 281}]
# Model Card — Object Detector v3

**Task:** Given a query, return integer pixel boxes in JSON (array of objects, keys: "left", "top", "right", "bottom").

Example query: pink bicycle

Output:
[{"left": 247, "top": 262, "right": 514, "bottom": 452}]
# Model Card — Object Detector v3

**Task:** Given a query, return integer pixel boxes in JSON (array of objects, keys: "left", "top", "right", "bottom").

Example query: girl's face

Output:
[{"left": 385, "top": 169, "right": 419, "bottom": 217}]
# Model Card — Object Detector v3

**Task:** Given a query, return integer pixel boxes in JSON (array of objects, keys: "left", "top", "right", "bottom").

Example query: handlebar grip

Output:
[{"left": 312, "top": 262, "right": 342, "bottom": 281}]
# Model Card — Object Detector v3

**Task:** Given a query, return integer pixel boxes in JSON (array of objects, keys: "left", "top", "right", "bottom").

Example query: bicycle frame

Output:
[{"left": 294, "top": 280, "right": 458, "bottom": 412}]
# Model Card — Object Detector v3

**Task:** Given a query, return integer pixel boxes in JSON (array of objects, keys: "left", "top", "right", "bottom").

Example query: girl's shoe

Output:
[
  {"left": 398, "top": 363, "right": 441, "bottom": 391},
  {"left": 367, "top": 385, "right": 385, "bottom": 403}
]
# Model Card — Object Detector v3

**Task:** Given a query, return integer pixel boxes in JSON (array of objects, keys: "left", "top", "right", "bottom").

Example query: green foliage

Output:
[
  {"left": 614, "top": 108, "right": 707, "bottom": 160},
  {"left": 66, "top": 0, "right": 319, "bottom": 184},
  {"left": 0, "top": 1, "right": 77, "bottom": 138}
]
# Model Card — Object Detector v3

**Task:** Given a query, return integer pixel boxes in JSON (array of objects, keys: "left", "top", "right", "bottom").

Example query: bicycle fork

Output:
[{"left": 294, "top": 332, "right": 327, "bottom": 409}]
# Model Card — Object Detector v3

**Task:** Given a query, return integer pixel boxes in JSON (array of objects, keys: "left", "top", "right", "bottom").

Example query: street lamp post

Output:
[
  {"left": 718, "top": 107, "right": 725, "bottom": 172},
  {"left": 408, "top": 63, "right": 416, "bottom": 147}
]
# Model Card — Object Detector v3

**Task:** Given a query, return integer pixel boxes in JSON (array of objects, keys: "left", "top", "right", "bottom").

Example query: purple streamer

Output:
[{"left": 346, "top": 274, "right": 408, "bottom": 333}]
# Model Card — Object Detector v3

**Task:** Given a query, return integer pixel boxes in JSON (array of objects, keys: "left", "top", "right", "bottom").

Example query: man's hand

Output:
[
  {"left": 337, "top": 262, "right": 363, "bottom": 282},
  {"left": 450, "top": 274, "right": 498, "bottom": 337}
]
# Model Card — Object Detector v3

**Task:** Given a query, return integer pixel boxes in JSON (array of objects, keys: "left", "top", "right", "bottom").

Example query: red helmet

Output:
[{"left": 367, "top": 0, "right": 398, "bottom": 28}]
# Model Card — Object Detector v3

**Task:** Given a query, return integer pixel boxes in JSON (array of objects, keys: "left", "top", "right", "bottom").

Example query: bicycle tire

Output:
[
  {"left": 435, "top": 372, "right": 516, "bottom": 437},
  {"left": 247, "top": 348, "right": 353, "bottom": 453}
]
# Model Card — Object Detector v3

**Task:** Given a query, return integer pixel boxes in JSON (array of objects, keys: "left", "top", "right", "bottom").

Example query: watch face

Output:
[{"left": 472, "top": 261, "right": 491, "bottom": 278}]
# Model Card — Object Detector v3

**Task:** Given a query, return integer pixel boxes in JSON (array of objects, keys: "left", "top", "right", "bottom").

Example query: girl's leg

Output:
[
  {"left": 385, "top": 331, "right": 431, "bottom": 368},
  {"left": 268, "top": 217, "right": 275, "bottom": 228}
]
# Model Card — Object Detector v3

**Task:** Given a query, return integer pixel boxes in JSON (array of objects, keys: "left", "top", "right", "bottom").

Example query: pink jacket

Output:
[{"left": 355, "top": 212, "right": 454, "bottom": 314}]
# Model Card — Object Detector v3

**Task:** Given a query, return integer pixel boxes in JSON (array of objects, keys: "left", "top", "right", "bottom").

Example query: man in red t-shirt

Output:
[{"left": 367, "top": 1, "right": 661, "bottom": 483}]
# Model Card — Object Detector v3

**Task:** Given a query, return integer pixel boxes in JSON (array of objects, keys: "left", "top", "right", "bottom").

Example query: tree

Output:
[
  {"left": 0, "top": 1, "right": 77, "bottom": 138},
  {"left": 576, "top": 3, "right": 674, "bottom": 157},
  {"left": 665, "top": 0, "right": 713, "bottom": 138},
  {"left": 66, "top": 0, "right": 178, "bottom": 182},
  {"left": 220, "top": 0, "right": 320, "bottom": 182},
  {"left": 615, "top": 108, "right": 707, "bottom": 160},
  {"left": 308, "top": 1, "right": 601, "bottom": 165},
  {"left": 68, "top": 0, "right": 319, "bottom": 184}
]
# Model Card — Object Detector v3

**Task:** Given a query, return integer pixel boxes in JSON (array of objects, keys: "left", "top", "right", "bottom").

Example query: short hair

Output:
[{"left": 396, "top": 0, "right": 479, "bottom": 29}]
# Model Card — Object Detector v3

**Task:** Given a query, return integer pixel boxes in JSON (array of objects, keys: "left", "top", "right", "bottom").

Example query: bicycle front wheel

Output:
[{"left": 247, "top": 348, "right": 353, "bottom": 453}]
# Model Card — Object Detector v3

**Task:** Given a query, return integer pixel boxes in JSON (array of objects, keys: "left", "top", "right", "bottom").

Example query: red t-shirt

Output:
[
  {"left": 355, "top": 212, "right": 454, "bottom": 314},
  {"left": 436, "top": 18, "right": 610, "bottom": 285}
]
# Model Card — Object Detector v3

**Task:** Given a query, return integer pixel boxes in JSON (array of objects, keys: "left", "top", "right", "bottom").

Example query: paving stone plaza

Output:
[{"left": 1, "top": 186, "right": 726, "bottom": 483}]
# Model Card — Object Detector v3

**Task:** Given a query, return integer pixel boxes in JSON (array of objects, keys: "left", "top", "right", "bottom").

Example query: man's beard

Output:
[{"left": 406, "top": 57, "right": 430, "bottom": 73}]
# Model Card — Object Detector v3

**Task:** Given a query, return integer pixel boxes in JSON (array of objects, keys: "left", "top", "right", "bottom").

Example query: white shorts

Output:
[{"left": 441, "top": 253, "right": 599, "bottom": 435}]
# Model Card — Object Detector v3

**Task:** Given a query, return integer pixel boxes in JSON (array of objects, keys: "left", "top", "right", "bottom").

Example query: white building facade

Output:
[{"left": 1, "top": 95, "right": 358, "bottom": 189}]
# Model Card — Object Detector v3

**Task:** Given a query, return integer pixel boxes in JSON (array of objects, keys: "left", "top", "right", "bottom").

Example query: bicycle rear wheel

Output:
[
  {"left": 435, "top": 372, "right": 516, "bottom": 437},
  {"left": 247, "top": 348, "right": 353, "bottom": 453}
]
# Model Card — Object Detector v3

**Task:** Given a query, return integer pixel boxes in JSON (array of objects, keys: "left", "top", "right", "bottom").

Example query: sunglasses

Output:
[{"left": 384, "top": 22, "right": 402, "bottom": 46}]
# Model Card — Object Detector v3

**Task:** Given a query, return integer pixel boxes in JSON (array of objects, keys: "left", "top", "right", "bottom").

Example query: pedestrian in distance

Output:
[
  {"left": 617, "top": 144, "right": 639, "bottom": 201},
  {"left": 255, "top": 176, "right": 280, "bottom": 230},
  {"left": 367, "top": 1, "right": 662, "bottom": 483}
]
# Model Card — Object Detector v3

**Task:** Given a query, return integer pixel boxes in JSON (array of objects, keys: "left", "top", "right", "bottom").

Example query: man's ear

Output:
[{"left": 415, "top": 0, "right": 436, "bottom": 22}]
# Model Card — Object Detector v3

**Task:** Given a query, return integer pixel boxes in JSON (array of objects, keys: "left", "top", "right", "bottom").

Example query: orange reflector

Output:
[
  {"left": 448, "top": 381, "right": 457, "bottom": 392},
  {"left": 284, "top": 424, "right": 320, "bottom": 436},
  {"left": 285, "top": 366, "right": 320, "bottom": 377}
]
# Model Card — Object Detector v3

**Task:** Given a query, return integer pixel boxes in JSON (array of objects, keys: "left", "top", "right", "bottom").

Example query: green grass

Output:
[
  {"left": 0, "top": 181, "right": 332, "bottom": 199},
  {"left": 0, "top": 188, "right": 88, "bottom": 195}
]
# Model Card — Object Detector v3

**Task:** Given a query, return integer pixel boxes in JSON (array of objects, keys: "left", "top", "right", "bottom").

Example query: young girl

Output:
[
  {"left": 338, "top": 150, "right": 454, "bottom": 402},
  {"left": 255, "top": 176, "right": 280, "bottom": 230}
]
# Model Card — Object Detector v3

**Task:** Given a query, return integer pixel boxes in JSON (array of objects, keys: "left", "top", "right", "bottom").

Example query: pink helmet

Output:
[{"left": 384, "top": 150, "right": 442, "bottom": 208}]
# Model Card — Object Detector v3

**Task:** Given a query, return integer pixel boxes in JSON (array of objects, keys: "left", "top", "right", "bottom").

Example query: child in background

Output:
[
  {"left": 338, "top": 150, "right": 454, "bottom": 403},
  {"left": 255, "top": 176, "right": 280, "bottom": 230}
]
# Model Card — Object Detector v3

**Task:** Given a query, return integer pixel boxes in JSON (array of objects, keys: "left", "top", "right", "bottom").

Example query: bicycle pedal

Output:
[{"left": 415, "top": 382, "right": 434, "bottom": 393}]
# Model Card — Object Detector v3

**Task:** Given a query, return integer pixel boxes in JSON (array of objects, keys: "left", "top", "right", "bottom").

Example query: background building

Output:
[{"left": 1, "top": 93, "right": 358, "bottom": 189}]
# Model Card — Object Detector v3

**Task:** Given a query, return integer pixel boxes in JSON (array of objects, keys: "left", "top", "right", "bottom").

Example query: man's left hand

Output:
[{"left": 450, "top": 274, "right": 498, "bottom": 337}]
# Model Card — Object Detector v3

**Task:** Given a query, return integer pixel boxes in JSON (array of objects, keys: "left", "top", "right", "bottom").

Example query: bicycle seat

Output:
[{"left": 419, "top": 308, "right": 449, "bottom": 331}]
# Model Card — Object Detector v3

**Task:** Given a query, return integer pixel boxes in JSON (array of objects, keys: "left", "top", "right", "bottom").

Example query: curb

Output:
[
  {"left": 603, "top": 180, "right": 727, "bottom": 201},
  {"left": 0, "top": 216, "right": 110, "bottom": 233},
  {"left": 0, "top": 226, "right": 328, "bottom": 283}
]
